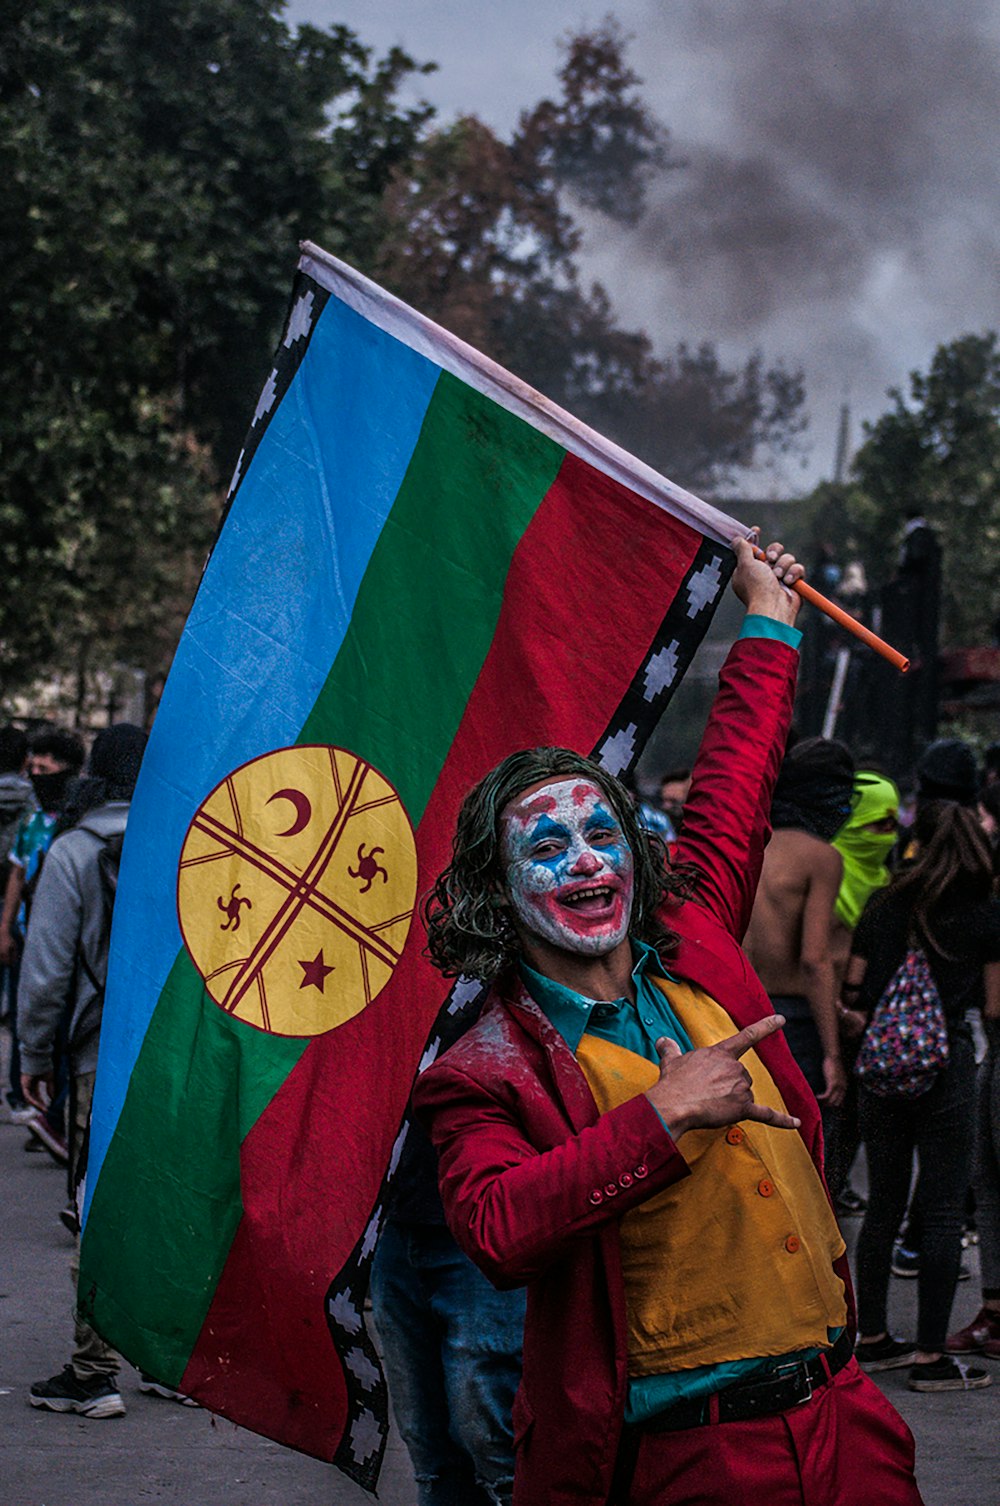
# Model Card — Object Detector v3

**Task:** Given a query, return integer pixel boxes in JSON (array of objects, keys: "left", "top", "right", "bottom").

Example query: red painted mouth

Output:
[{"left": 551, "top": 878, "right": 625, "bottom": 923}]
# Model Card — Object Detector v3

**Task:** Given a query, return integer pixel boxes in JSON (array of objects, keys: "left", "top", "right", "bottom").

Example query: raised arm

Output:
[{"left": 672, "top": 538, "right": 802, "bottom": 940}]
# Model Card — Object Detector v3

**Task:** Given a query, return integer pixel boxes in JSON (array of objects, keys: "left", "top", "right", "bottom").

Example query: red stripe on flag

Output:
[{"left": 181, "top": 453, "right": 704, "bottom": 1456}]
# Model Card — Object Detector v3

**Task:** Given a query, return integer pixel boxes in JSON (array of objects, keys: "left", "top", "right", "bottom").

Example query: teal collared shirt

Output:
[{"left": 520, "top": 940, "right": 692, "bottom": 1063}]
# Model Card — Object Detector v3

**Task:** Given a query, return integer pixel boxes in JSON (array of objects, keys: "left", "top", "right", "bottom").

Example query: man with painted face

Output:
[{"left": 414, "top": 537, "right": 923, "bottom": 1506}]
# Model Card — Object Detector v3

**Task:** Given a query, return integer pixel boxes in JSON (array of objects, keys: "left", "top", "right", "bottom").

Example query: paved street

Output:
[
  {"left": 2, "top": 1094, "right": 997, "bottom": 1505},
  {"left": 0, "top": 1104, "right": 417, "bottom": 1506}
]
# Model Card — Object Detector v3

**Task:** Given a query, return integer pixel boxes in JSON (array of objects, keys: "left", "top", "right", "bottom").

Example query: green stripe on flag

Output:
[
  {"left": 299, "top": 372, "right": 564, "bottom": 815},
  {"left": 81, "top": 951, "right": 307, "bottom": 1382},
  {"left": 81, "top": 372, "right": 563, "bottom": 1379}
]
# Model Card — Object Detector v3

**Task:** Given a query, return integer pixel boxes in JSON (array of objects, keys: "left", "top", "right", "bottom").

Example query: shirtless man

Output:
[{"left": 744, "top": 738, "right": 854, "bottom": 1108}]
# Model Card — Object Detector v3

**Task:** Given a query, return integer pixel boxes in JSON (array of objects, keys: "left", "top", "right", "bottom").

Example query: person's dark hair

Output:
[
  {"left": 659, "top": 767, "right": 691, "bottom": 786},
  {"left": 890, "top": 803, "right": 995, "bottom": 957},
  {"left": 424, "top": 747, "right": 694, "bottom": 981},
  {"left": 915, "top": 737, "right": 978, "bottom": 807},
  {"left": 53, "top": 723, "right": 148, "bottom": 835},
  {"left": 88, "top": 723, "right": 146, "bottom": 798},
  {"left": 770, "top": 736, "right": 855, "bottom": 840},
  {"left": 29, "top": 727, "right": 85, "bottom": 771},
  {"left": 0, "top": 726, "right": 28, "bottom": 773}
]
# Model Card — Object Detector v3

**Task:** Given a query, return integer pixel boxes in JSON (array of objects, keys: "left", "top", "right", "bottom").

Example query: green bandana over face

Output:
[{"left": 832, "top": 771, "right": 900, "bottom": 929}]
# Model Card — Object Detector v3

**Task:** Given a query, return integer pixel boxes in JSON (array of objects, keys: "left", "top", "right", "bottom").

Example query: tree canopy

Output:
[
  {"left": 845, "top": 332, "right": 1000, "bottom": 646},
  {"left": 0, "top": 2, "right": 806, "bottom": 709}
]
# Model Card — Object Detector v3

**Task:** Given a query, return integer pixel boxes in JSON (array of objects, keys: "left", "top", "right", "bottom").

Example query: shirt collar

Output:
[{"left": 519, "top": 940, "right": 662, "bottom": 1054}]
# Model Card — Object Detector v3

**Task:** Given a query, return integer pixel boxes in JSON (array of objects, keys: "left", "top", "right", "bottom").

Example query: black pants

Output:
[
  {"left": 824, "top": 1037, "right": 863, "bottom": 1202},
  {"left": 856, "top": 1030, "right": 976, "bottom": 1352},
  {"left": 769, "top": 994, "right": 840, "bottom": 1149}
]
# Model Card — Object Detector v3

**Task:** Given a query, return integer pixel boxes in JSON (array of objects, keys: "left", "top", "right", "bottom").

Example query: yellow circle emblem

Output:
[{"left": 177, "top": 745, "right": 417, "bottom": 1037}]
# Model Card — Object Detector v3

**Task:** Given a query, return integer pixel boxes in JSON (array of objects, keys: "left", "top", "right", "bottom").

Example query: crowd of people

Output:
[
  {"left": 741, "top": 731, "right": 1000, "bottom": 1397},
  {"left": 0, "top": 719, "right": 197, "bottom": 1417},
  {"left": 3, "top": 538, "right": 998, "bottom": 1506}
]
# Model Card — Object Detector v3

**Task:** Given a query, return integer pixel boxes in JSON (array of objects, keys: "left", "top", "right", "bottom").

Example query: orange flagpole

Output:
[{"left": 751, "top": 544, "right": 909, "bottom": 674}]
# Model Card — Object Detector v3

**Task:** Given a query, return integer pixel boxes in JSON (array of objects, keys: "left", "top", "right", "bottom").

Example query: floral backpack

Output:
[{"left": 855, "top": 947, "right": 950, "bottom": 1098}]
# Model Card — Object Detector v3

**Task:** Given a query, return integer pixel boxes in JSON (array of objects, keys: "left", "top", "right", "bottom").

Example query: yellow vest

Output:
[{"left": 576, "top": 977, "right": 846, "bottom": 1375}]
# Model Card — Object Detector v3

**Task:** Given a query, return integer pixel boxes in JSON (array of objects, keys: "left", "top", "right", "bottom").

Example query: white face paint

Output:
[{"left": 500, "top": 778, "right": 635, "bottom": 958}]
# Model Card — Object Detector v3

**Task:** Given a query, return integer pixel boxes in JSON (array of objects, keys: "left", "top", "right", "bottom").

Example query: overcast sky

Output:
[{"left": 285, "top": 0, "right": 1000, "bottom": 496}]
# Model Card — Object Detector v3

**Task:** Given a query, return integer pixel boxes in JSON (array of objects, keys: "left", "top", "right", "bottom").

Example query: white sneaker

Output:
[{"left": 138, "top": 1373, "right": 199, "bottom": 1407}]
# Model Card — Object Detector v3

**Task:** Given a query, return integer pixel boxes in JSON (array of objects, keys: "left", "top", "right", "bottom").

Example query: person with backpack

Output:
[
  {"left": 18, "top": 723, "right": 146, "bottom": 1419},
  {"left": 849, "top": 802, "right": 1000, "bottom": 1392},
  {"left": 1, "top": 727, "right": 86, "bottom": 1128}
]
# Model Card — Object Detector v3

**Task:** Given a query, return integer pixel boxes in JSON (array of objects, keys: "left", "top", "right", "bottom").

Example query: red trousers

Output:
[{"left": 624, "top": 1360, "right": 924, "bottom": 1506}]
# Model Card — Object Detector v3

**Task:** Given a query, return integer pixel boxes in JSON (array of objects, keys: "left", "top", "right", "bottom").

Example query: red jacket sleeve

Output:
[
  {"left": 413, "top": 1055, "right": 691, "bottom": 1288},
  {"left": 671, "top": 635, "right": 798, "bottom": 942}
]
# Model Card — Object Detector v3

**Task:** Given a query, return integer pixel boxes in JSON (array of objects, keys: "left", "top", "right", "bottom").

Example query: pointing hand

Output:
[{"left": 646, "top": 1015, "right": 801, "bottom": 1138}]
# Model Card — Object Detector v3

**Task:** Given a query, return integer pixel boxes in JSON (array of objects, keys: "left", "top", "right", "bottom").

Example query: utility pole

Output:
[{"left": 833, "top": 403, "right": 850, "bottom": 486}]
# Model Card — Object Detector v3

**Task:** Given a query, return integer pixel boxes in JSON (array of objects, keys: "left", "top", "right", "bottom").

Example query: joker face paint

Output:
[{"left": 500, "top": 778, "right": 635, "bottom": 957}]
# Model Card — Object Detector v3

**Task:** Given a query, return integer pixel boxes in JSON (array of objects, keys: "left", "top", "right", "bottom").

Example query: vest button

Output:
[
  {"left": 604, "top": 1182, "right": 619, "bottom": 1197},
  {"left": 619, "top": 1172, "right": 634, "bottom": 1189},
  {"left": 589, "top": 1189, "right": 604, "bottom": 1205},
  {"left": 785, "top": 1235, "right": 801, "bottom": 1254},
  {"left": 757, "top": 1179, "right": 774, "bottom": 1198},
  {"left": 634, "top": 1164, "right": 649, "bottom": 1179},
  {"left": 725, "top": 1127, "right": 744, "bottom": 1145}
]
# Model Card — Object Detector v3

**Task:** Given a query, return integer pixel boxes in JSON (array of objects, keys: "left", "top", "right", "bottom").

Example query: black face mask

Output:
[{"left": 30, "top": 769, "right": 73, "bottom": 811}]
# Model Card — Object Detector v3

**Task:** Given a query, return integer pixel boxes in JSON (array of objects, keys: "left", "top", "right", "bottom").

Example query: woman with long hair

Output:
[{"left": 849, "top": 802, "right": 1000, "bottom": 1392}]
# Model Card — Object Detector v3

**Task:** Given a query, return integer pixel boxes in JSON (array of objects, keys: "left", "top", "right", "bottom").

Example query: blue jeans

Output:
[{"left": 371, "top": 1221, "right": 525, "bottom": 1506}]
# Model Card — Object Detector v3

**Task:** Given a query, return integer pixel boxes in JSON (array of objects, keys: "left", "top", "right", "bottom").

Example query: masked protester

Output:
[
  {"left": 834, "top": 773, "right": 901, "bottom": 933},
  {"left": 414, "top": 540, "right": 923, "bottom": 1506},
  {"left": 744, "top": 738, "right": 855, "bottom": 1112},
  {"left": 18, "top": 724, "right": 178, "bottom": 1420},
  {"left": 0, "top": 729, "right": 85, "bottom": 1122},
  {"left": 825, "top": 773, "right": 901, "bottom": 1215}
]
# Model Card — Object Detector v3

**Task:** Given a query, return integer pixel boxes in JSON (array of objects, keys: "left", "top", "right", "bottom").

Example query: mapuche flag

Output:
[{"left": 80, "top": 243, "right": 749, "bottom": 1488}]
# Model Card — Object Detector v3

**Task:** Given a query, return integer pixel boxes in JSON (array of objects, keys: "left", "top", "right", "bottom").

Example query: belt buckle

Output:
[{"left": 773, "top": 1359, "right": 813, "bottom": 1406}]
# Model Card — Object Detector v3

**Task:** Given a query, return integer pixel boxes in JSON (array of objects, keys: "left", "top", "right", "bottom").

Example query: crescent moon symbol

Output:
[{"left": 266, "top": 787, "right": 313, "bottom": 837}]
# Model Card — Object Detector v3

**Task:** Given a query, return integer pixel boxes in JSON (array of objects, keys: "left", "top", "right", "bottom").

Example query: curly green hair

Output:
[{"left": 423, "top": 747, "right": 694, "bottom": 981}]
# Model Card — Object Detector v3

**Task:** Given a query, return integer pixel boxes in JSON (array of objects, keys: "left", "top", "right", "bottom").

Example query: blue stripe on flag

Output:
[{"left": 87, "top": 296, "right": 441, "bottom": 1195}]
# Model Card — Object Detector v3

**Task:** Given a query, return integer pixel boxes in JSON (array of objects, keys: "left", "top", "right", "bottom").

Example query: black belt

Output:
[{"left": 639, "top": 1329, "right": 853, "bottom": 1434}]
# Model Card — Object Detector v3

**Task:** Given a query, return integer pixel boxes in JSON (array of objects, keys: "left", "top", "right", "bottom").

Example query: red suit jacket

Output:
[{"left": 414, "top": 637, "right": 857, "bottom": 1506}]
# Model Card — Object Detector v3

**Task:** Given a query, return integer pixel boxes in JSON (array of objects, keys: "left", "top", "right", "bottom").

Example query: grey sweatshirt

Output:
[{"left": 18, "top": 802, "right": 129, "bottom": 1077}]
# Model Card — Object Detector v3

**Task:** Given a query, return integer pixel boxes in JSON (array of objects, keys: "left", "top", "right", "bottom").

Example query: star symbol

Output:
[{"left": 298, "top": 949, "right": 335, "bottom": 991}]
